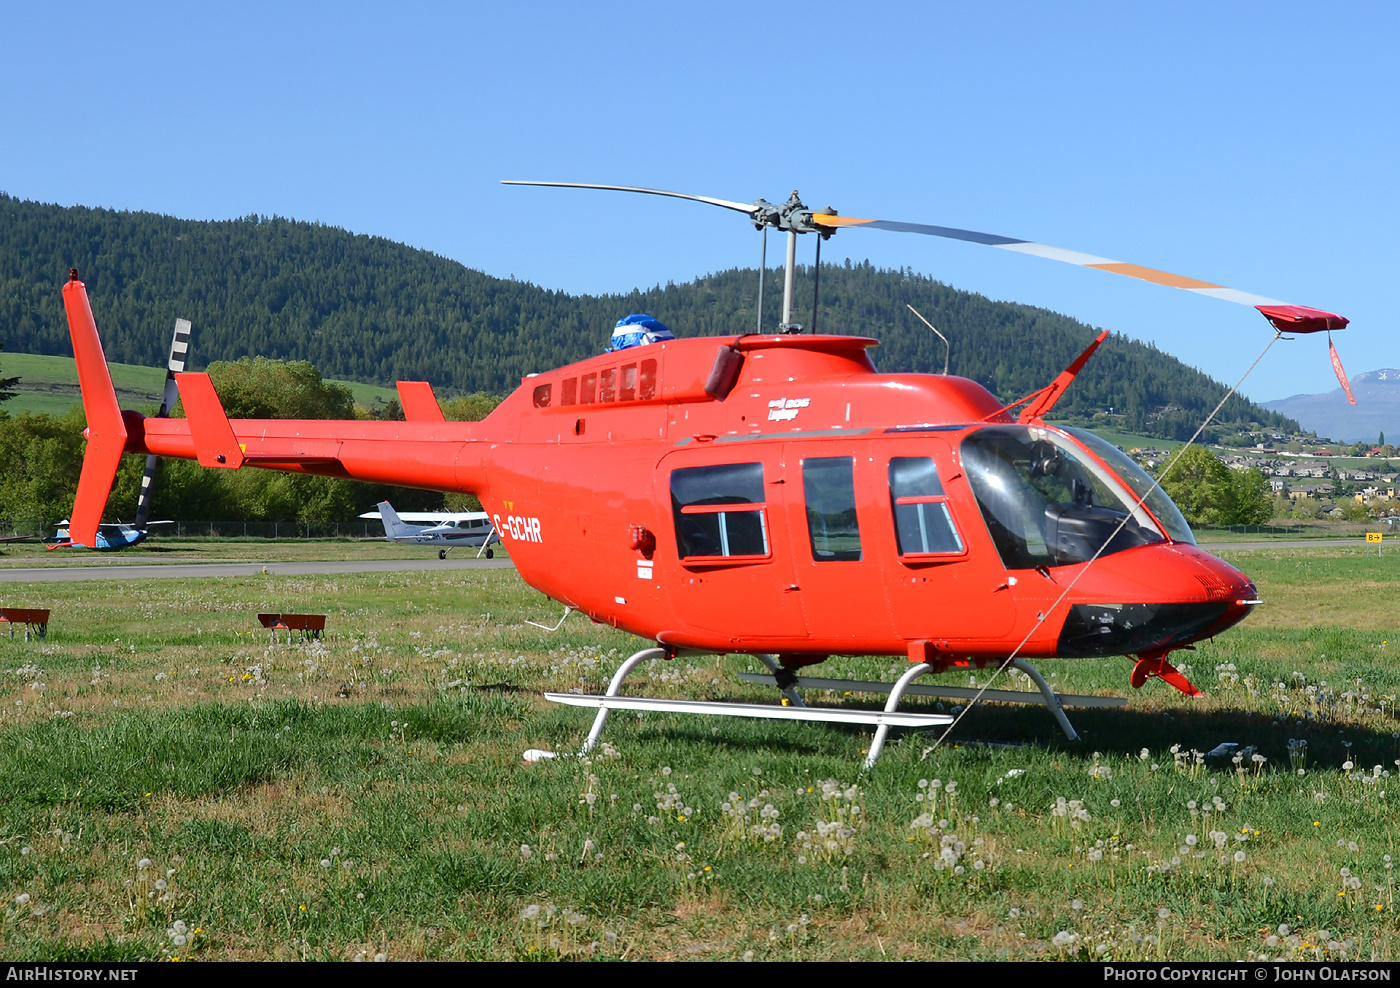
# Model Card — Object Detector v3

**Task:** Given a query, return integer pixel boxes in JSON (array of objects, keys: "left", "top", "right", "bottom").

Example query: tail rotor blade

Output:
[
  {"left": 135, "top": 318, "right": 192, "bottom": 530},
  {"left": 133, "top": 454, "right": 161, "bottom": 528},
  {"left": 161, "top": 318, "right": 191, "bottom": 416}
]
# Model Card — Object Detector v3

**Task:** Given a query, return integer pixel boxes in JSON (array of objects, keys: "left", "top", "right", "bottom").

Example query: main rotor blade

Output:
[
  {"left": 813, "top": 214, "right": 1348, "bottom": 333},
  {"left": 501, "top": 180, "right": 758, "bottom": 217}
]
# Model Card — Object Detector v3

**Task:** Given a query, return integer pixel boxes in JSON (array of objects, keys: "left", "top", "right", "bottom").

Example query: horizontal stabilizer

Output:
[
  {"left": 544, "top": 692, "right": 953, "bottom": 728},
  {"left": 397, "top": 381, "right": 446, "bottom": 422},
  {"left": 175, "top": 373, "right": 244, "bottom": 469}
]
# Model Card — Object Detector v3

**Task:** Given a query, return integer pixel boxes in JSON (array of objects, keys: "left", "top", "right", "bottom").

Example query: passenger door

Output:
[
  {"left": 782, "top": 444, "right": 895, "bottom": 646},
  {"left": 876, "top": 436, "right": 1016, "bottom": 643},
  {"left": 659, "top": 444, "right": 807, "bottom": 641}
]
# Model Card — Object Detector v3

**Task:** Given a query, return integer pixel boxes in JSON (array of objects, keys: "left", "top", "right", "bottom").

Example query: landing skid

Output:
[
  {"left": 739, "top": 660, "right": 1120, "bottom": 746},
  {"left": 541, "top": 647, "right": 1095, "bottom": 767}
]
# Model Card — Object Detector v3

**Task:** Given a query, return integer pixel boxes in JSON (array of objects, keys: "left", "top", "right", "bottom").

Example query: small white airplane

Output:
[{"left": 359, "top": 502, "right": 499, "bottom": 559}]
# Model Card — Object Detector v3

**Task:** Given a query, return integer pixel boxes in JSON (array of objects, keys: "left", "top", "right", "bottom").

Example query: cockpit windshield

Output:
[
  {"left": 961, "top": 426, "right": 1165, "bottom": 569},
  {"left": 1060, "top": 427, "right": 1195, "bottom": 545}
]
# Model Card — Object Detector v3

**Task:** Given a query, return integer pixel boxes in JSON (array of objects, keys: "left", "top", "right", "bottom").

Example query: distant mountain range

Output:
[{"left": 1263, "top": 369, "right": 1400, "bottom": 444}]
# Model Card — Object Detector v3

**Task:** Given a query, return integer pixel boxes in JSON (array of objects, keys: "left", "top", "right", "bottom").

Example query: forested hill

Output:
[{"left": 0, "top": 193, "right": 1295, "bottom": 439}]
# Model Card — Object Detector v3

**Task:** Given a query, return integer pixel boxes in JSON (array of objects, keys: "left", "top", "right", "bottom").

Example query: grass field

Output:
[
  {"left": 0, "top": 351, "right": 399, "bottom": 417},
  {"left": 0, "top": 544, "right": 1397, "bottom": 961}
]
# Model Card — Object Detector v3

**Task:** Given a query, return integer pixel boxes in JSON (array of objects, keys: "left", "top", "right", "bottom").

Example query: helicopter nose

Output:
[{"left": 1053, "top": 543, "right": 1258, "bottom": 658}]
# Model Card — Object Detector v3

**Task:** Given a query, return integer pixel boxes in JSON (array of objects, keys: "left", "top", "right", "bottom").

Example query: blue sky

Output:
[{"left": 1, "top": 2, "right": 1393, "bottom": 403}]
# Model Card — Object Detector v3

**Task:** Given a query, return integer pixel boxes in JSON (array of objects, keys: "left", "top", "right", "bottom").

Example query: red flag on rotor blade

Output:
[{"left": 1329, "top": 336, "right": 1356, "bottom": 406}]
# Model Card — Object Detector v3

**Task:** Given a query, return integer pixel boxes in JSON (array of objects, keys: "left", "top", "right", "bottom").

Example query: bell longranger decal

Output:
[{"left": 767, "top": 397, "right": 810, "bottom": 422}]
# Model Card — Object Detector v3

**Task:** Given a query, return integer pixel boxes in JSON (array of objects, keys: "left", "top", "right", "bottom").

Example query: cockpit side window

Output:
[
  {"left": 670, "top": 462, "right": 770, "bottom": 560},
  {"left": 961, "top": 426, "right": 1164, "bottom": 569},
  {"left": 888, "top": 456, "right": 964, "bottom": 556},
  {"left": 802, "top": 457, "right": 862, "bottom": 561}
]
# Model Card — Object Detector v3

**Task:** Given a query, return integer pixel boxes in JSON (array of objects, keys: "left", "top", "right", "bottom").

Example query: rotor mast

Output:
[{"left": 746, "top": 190, "right": 834, "bottom": 334}]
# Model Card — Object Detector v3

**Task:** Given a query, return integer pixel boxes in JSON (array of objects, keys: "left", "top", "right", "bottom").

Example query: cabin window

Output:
[
  {"left": 620, "top": 363, "right": 637, "bottom": 401},
  {"left": 561, "top": 378, "right": 578, "bottom": 406},
  {"left": 580, "top": 373, "right": 597, "bottom": 404},
  {"left": 889, "top": 456, "right": 963, "bottom": 556},
  {"left": 600, "top": 368, "right": 618, "bottom": 403},
  {"left": 802, "top": 457, "right": 862, "bottom": 561},
  {"left": 670, "top": 462, "right": 769, "bottom": 560},
  {"left": 639, "top": 359, "right": 657, "bottom": 400},
  {"left": 532, "top": 383, "right": 552, "bottom": 408}
]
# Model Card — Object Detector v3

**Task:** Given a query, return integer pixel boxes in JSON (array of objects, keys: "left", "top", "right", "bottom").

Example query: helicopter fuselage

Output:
[{"left": 120, "top": 326, "right": 1256, "bottom": 670}]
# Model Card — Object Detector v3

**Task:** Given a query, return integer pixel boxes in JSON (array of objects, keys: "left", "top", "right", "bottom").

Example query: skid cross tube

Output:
[
  {"left": 578, "top": 646, "right": 666, "bottom": 754},
  {"left": 863, "top": 662, "right": 932, "bottom": 769},
  {"left": 1012, "top": 658, "right": 1080, "bottom": 741},
  {"left": 756, "top": 653, "right": 805, "bottom": 707}
]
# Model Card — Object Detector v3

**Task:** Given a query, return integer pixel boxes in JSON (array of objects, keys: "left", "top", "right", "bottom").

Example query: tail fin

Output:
[
  {"left": 377, "top": 501, "right": 412, "bottom": 539},
  {"left": 62, "top": 271, "right": 127, "bottom": 547}
]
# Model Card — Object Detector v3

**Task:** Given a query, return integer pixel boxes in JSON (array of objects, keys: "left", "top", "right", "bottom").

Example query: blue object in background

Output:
[{"left": 609, "top": 314, "right": 674, "bottom": 351}]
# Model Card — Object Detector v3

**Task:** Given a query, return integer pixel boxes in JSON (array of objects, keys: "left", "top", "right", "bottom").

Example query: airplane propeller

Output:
[{"left": 504, "top": 180, "right": 1354, "bottom": 401}]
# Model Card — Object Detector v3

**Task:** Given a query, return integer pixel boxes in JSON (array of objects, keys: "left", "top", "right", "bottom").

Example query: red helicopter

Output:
[{"left": 59, "top": 184, "right": 1349, "bottom": 763}]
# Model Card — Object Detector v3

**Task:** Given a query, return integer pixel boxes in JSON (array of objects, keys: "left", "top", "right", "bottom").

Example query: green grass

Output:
[
  {"left": 1053, "top": 423, "right": 1184, "bottom": 453},
  {"left": 0, "top": 546, "right": 1396, "bottom": 960},
  {"left": 0, "top": 350, "right": 399, "bottom": 417}
]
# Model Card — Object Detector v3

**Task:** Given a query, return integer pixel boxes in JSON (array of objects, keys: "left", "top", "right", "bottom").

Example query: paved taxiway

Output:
[
  {"left": 1203, "top": 539, "right": 1373, "bottom": 552},
  {"left": 0, "top": 558, "right": 516, "bottom": 583}
]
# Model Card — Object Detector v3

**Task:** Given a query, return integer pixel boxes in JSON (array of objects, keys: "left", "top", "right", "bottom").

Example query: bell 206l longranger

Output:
[{"left": 58, "top": 187, "right": 1348, "bottom": 760}]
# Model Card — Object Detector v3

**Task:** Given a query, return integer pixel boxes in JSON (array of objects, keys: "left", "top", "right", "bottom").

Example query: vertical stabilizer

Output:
[
  {"left": 62, "top": 272, "right": 128, "bottom": 547},
  {"left": 377, "top": 501, "right": 413, "bottom": 539}
]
